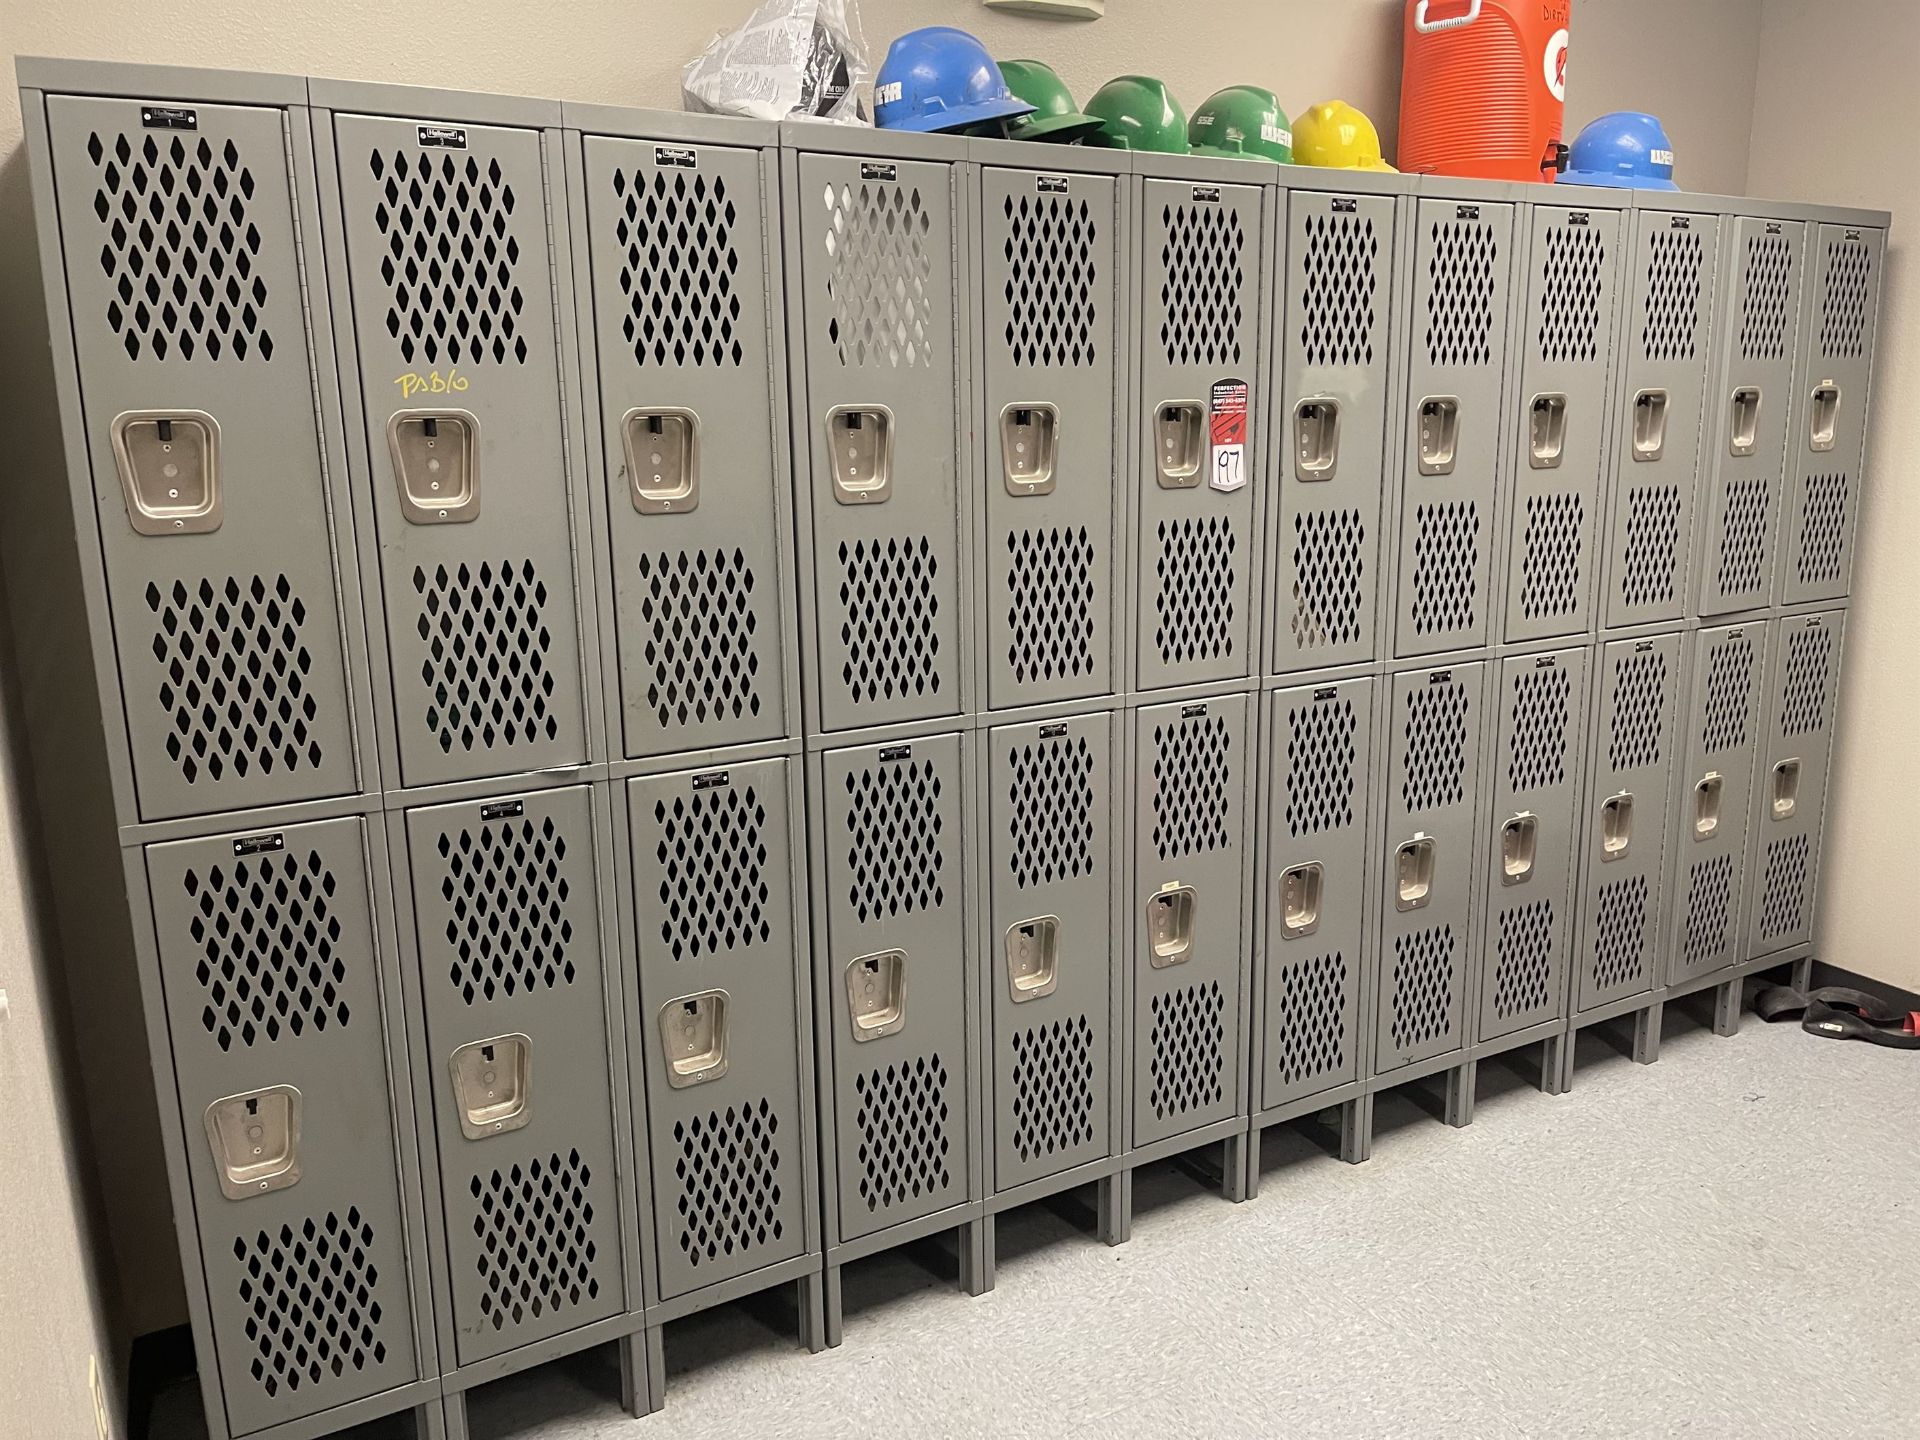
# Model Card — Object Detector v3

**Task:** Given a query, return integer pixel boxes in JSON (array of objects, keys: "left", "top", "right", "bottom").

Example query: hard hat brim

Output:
[
  {"left": 1558, "top": 170, "right": 1675, "bottom": 190},
  {"left": 1189, "top": 143, "right": 1287, "bottom": 163},
  {"left": 881, "top": 95, "right": 1037, "bottom": 134},
  {"left": 1010, "top": 112, "right": 1109, "bottom": 143}
]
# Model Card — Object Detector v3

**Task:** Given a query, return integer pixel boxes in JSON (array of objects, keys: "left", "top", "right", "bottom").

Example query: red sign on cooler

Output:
[{"left": 1209, "top": 378, "right": 1249, "bottom": 492}]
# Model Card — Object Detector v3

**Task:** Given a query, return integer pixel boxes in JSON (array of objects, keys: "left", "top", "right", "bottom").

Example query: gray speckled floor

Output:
[{"left": 152, "top": 1006, "right": 1920, "bottom": 1438}]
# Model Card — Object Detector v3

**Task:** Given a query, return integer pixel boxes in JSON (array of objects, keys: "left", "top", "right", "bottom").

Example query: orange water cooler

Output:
[{"left": 1398, "top": 0, "right": 1571, "bottom": 182}]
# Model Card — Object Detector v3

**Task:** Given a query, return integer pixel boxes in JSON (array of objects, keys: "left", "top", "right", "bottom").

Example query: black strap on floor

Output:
[{"left": 1750, "top": 981, "right": 1920, "bottom": 1049}]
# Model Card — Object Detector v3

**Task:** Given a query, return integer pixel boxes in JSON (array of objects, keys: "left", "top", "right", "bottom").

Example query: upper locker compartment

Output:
[
  {"left": 326, "top": 108, "right": 590, "bottom": 787},
  {"left": 43, "top": 95, "right": 362, "bottom": 822},
  {"left": 579, "top": 130, "right": 792, "bottom": 759},
  {"left": 1780, "top": 223, "right": 1885, "bottom": 606}
]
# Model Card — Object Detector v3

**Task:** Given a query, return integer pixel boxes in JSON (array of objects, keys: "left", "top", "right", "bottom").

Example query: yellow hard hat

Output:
[{"left": 1292, "top": 100, "right": 1397, "bottom": 172}]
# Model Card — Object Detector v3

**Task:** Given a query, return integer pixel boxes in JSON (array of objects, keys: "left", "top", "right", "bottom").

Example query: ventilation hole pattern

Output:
[
  {"left": 1494, "top": 901, "right": 1554, "bottom": 1020},
  {"left": 1300, "top": 212, "right": 1378, "bottom": 367},
  {"left": 653, "top": 784, "right": 771, "bottom": 962},
  {"left": 673, "top": 1100, "right": 783, "bottom": 1267},
  {"left": 853, "top": 1054, "right": 952, "bottom": 1211},
  {"left": 1740, "top": 232, "right": 1793, "bottom": 361},
  {"left": 1391, "top": 924, "right": 1455, "bottom": 1051},
  {"left": 1508, "top": 666, "right": 1571, "bottom": 794},
  {"left": 1274, "top": 950, "right": 1347, "bottom": 1086},
  {"left": 1153, "top": 517, "right": 1236, "bottom": 665},
  {"left": 1402, "top": 681, "right": 1470, "bottom": 814},
  {"left": 1007, "top": 736, "right": 1096, "bottom": 889},
  {"left": 1009, "top": 1015, "right": 1096, "bottom": 1163},
  {"left": 822, "top": 182, "right": 934, "bottom": 369},
  {"left": 1699, "top": 633, "right": 1755, "bottom": 755},
  {"left": 234, "top": 1209, "right": 385, "bottom": 1397},
  {"left": 471, "top": 1150, "right": 599, "bottom": 1331},
  {"left": 1591, "top": 875, "right": 1649, "bottom": 991},
  {"left": 634, "top": 549, "right": 762, "bottom": 731},
  {"left": 1759, "top": 833, "right": 1810, "bottom": 941},
  {"left": 1641, "top": 226, "right": 1703, "bottom": 362},
  {"left": 837, "top": 537, "right": 940, "bottom": 703},
  {"left": 844, "top": 759, "right": 944, "bottom": 923},
  {"left": 1538, "top": 221, "right": 1605, "bottom": 363},
  {"left": 1607, "top": 649, "right": 1669, "bottom": 772},
  {"left": 1716, "top": 478, "right": 1771, "bottom": 602},
  {"left": 1148, "top": 981, "right": 1225, "bottom": 1120},
  {"left": 439, "top": 814, "right": 576, "bottom": 1005},
  {"left": 1620, "top": 485, "right": 1681, "bottom": 610},
  {"left": 186, "top": 850, "right": 348, "bottom": 1052},
  {"left": 1425, "top": 220, "right": 1498, "bottom": 366},
  {"left": 1411, "top": 501, "right": 1480, "bottom": 636},
  {"left": 412, "top": 560, "right": 559, "bottom": 754},
  {"left": 1682, "top": 854, "right": 1734, "bottom": 969},
  {"left": 1796, "top": 473, "right": 1849, "bottom": 588},
  {"left": 614, "top": 167, "right": 742, "bottom": 367},
  {"left": 371, "top": 148, "right": 525, "bottom": 366},
  {"left": 1003, "top": 194, "right": 1096, "bottom": 367},
  {"left": 1780, "top": 626, "right": 1835, "bottom": 738},
  {"left": 1151, "top": 714, "right": 1232, "bottom": 861},
  {"left": 1006, "top": 527, "right": 1096, "bottom": 684},
  {"left": 1290, "top": 510, "right": 1366, "bottom": 649},
  {"left": 1820, "top": 239, "right": 1872, "bottom": 359},
  {"left": 1520, "top": 493, "right": 1584, "bottom": 621},
  {"left": 1159, "top": 202, "right": 1244, "bottom": 366},
  {"left": 1284, "top": 699, "right": 1356, "bottom": 837}
]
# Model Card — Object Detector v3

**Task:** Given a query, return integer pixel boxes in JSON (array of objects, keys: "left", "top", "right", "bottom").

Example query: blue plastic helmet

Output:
[
  {"left": 873, "top": 27, "right": 1036, "bottom": 133},
  {"left": 1560, "top": 111, "right": 1678, "bottom": 190}
]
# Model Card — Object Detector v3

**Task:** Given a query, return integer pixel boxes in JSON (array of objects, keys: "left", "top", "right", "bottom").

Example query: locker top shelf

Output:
[
  {"left": 1632, "top": 185, "right": 1890, "bottom": 230},
  {"left": 1414, "top": 171, "right": 1542, "bottom": 206},
  {"left": 779, "top": 117, "right": 971, "bottom": 162},
  {"left": 308, "top": 75, "right": 560, "bottom": 129},
  {"left": 17, "top": 54, "right": 306, "bottom": 106},
  {"left": 563, "top": 100, "right": 777, "bottom": 149},
  {"left": 965, "top": 134, "right": 1128, "bottom": 175}
]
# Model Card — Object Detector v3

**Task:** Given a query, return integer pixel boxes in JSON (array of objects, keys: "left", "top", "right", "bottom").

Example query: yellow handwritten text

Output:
[{"left": 392, "top": 368, "right": 471, "bottom": 400}]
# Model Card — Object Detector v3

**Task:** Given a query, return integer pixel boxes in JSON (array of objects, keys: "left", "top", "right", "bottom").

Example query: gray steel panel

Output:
[
  {"left": 145, "top": 818, "right": 418, "bottom": 1434},
  {"left": 985, "top": 714, "right": 1115, "bottom": 1190},
  {"left": 626, "top": 759, "right": 809, "bottom": 1299},
  {"left": 579, "top": 136, "right": 790, "bottom": 758},
  {"left": 1130, "top": 694, "right": 1250, "bottom": 1146},
  {"left": 819, "top": 733, "right": 970, "bottom": 1240},
  {"left": 400, "top": 786, "right": 625, "bottom": 1366},
  {"left": 980, "top": 166, "right": 1120, "bottom": 709},
  {"left": 1392, "top": 198, "right": 1516, "bottom": 657},
  {"left": 1261, "top": 677, "right": 1373, "bottom": 1108},
  {"left": 44, "top": 96, "right": 360, "bottom": 822},
  {"left": 330, "top": 112, "right": 589, "bottom": 785},
  {"left": 1575, "top": 632, "right": 1682, "bottom": 1009}
]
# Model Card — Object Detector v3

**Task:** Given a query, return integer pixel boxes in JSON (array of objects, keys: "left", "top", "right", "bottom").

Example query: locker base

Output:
[
  {"left": 1665, "top": 947, "right": 1813, "bottom": 1039},
  {"left": 976, "top": 1154, "right": 1131, "bottom": 1286},
  {"left": 635, "top": 1258, "right": 829, "bottom": 1410},
  {"left": 1469, "top": 1016, "right": 1574, "bottom": 1099},
  {"left": 1108, "top": 1115, "right": 1251, "bottom": 1237},
  {"left": 822, "top": 1205, "right": 990, "bottom": 1349},
  {"left": 1245, "top": 1080, "right": 1369, "bottom": 1197},
  {"left": 1361, "top": 1050, "right": 1477, "bottom": 1145},
  {"left": 1563, "top": 992, "right": 1665, "bottom": 1092},
  {"left": 438, "top": 1314, "right": 648, "bottom": 1440}
]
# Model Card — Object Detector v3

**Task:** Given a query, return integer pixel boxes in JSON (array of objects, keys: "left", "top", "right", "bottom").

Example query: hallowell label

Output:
[
  {"left": 1037, "top": 174, "right": 1069, "bottom": 194},
  {"left": 1535, "top": 654, "right": 1558, "bottom": 668},
  {"left": 1430, "top": 670, "right": 1454, "bottom": 684},
  {"left": 1314, "top": 686, "right": 1339, "bottom": 701},
  {"left": 655, "top": 146, "right": 697, "bottom": 169},
  {"left": 1332, "top": 196, "right": 1358, "bottom": 213},
  {"left": 418, "top": 125, "right": 468, "bottom": 149},
  {"left": 1191, "top": 185, "right": 1221, "bottom": 204},
  {"left": 1180, "top": 703, "right": 1210, "bottom": 718},
  {"left": 878, "top": 743, "right": 912, "bottom": 761},
  {"left": 692, "top": 770, "right": 731, "bottom": 791},
  {"left": 1457, "top": 204, "right": 1481, "bottom": 220},
  {"left": 232, "top": 832, "right": 285, "bottom": 857},
  {"left": 860, "top": 161, "right": 897, "bottom": 182},
  {"left": 480, "top": 799, "right": 525, "bottom": 821},
  {"left": 1039, "top": 723, "right": 1069, "bottom": 739},
  {"left": 141, "top": 106, "right": 197, "bottom": 131},
  {"left": 1569, "top": 211, "right": 1591, "bottom": 226},
  {"left": 1670, "top": 214, "right": 1692, "bottom": 230}
]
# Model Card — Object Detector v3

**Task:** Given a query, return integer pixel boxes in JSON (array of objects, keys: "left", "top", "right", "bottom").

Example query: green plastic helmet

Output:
[
  {"left": 997, "top": 59, "right": 1106, "bottom": 143},
  {"left": 1083, "top": 75, "right": 1190, "bottom": 154},
  {"left": 1189, "top": 85, "right": 1292, "bottom": 163}
]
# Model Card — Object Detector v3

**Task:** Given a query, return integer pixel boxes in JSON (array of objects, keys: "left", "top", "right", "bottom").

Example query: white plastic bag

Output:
[{"left": 682, "top": 0, "right": 871, "bottom": 125}]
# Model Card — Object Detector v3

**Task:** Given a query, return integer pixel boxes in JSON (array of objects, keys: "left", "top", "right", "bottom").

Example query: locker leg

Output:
[
  {"left": 797, "top": 1268, "right": 829, "bottom": 1355},
  {"left": 1540, "top": 1030, "right": 1570, "bottom": 1096},
  {"left": 1339, "top": 1092, "right": 1373, "bottom": 1165},
  {"left": 644, "top": 1325, "right": 666, "bottom": 1412},
  {"left": 1221, "top": 1132, "right": 1250, "bottom": 1203},
  {"left": 1097, "top": 1167, "right": 1132, "bottom": 1246},
  {"left": 415, "top": 1397, "right": 450, "bottom": 1440},
  {"left": 619, "top": 1329, "right": 661, "bottom": 1417},
  {"left": 959, "top": 1217, "right": 992, "bottom": 1297},
  {"left": 1712, "top": 978, "right": 1742, "bottom": 1037},
  {"left": 1243, "top": 1124, "right": 1263, "bottom": 1201},
  {"left": 439, "top": 1390, "right": 469, "bottom": 1440},
  {"left": 1632, "top": 1001, "right": 1664, "bottom": 1065},
  {"left": 1791, "top": 955, "right": 1814, "bottom": 994},
  {"left": 823, "top": 1263, "right": 845, "bottom": 1350},
  {"left": 1445, "top": 1060, "right": 1477, "bottom": 1128}
]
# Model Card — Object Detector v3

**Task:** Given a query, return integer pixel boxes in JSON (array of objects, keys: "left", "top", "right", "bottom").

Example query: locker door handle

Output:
[
  {"left": 623, "top": 407, "right": 701, "bottom": 513},
  {"left": 1808, "top": 383, "right": 1841, "bottom": 452},
  {"left": 1294, "top": 398, "right": 1340, "bottom": 481},
  {"left": 1001, "top": 404, "right": 1059, "bottom": 495},
  {"left": 1416, "top": 397, "right": 1459, "bottom": 476},
  {"left": 826, "top": 405, "right": 893, "bottom": 504},
  {"left": 1630, "top": 389, "right": 1669, "bottom": 462},
  {"left": 1153, "top": 401, "right": 1205, "bottom": 488},
  {"left": 1395, "top": 834, "right": 1435, "bottom": 911},
  {"left": 658, "top": 991, "right": 731, "bottom": 1088},
  {"left": 1279, "top": 862, "right": 1323, "bottom": 938},
  {"left": 204, "top": 1086, "right": 303, "bottom": 1199},
  {"left": 1500, "top": 813, "right": 1538, "bottom": 885},
  {"left": 390, "top": 409, "right": 480, "bottom": 523},
  {"left": 448, "top": 1035, "right": 533, "bottom": 1139},
  {"left": 1693, "top": 772, "right": 1723, "bottom": 840},
  {"left": 1770, "top": 758, "right": 1801, "bottom": 820},
  {"left": 111, "top": 410, "right": 222, "bottom": 534},
  {"left": 845, "top": 951, "right": 907, "bottom": 1039},
  {"left": 1528, "top": 394, "right": 1567, "bottom": 469},
  {"left": 1006, "top": 916, "right": 1061, "bottom": 1000},
  {"left": 1145, "top": 883, "right": 1197, "bottom": 967},
  {"left": 1600, "top": 791, "right": 1634, "bottom": 861},
  {"left": 1727, "top": 387, "right": 1761, "bottom": 456}
]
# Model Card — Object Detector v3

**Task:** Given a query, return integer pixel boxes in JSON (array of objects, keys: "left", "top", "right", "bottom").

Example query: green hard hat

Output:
[
  {"left": 997, "top": 59, "right": 1106, "bottom": 143},
  {"left": 1083, "top": 75, "right": 1190, "bottom": 154},
  {"left": 1189, "top": 85, "right": 1293, "bottom": 163}
]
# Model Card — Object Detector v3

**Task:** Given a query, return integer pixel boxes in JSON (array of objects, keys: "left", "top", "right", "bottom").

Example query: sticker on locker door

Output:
[{"left": 1210, "top": 378, "right": 1249, "bottom": 492}]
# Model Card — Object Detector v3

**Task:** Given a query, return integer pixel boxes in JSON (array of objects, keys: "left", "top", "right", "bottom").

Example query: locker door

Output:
[
  {"left": 1393, "top": 199, "right": 1515, "bottom": 658},
  {"left": 145, "top": 819, "right": 417, "bottom": 1434},
  {"left": 45, "top": 97, "right": 360, "bottom": 821},
  {"left": 628, "top": 761, "right": 809, "bottom": 1298},
  {"left": 403, "top": 787, "right": 625, "bottom": 1363},
  {"left": 1271, "top": 190, "right": 1394, "bottom": 674},
  {"left": 1261, "top": 678, "right": 1372, "bottom": 1109},
  {"left": 819, "top": 735, "right": 970, "bottom": 1240},
  {"left": 1376, "top": 664, "right": 1484, "bottom": 1069},
  {"left": 986, "top": 715, "right": 1115, "bottom": 1191},
  {"left": 581, "top": 137, "right": 789, "bottom": 759},
  {"left": 1134, "top": 179, "right": 1266, "bottom": 691},
  {"left": 1669, "top": 623, "right": 1766, "bottom": 984},
  {"left": 796, "top": 155, "right": 963, "bottom": 730},
  {"left": 981, "top": 168, "right": 1120, "bottom": 709},
  {"left": 332, "top": 115, "right": 589, "bottom": 786},
  {"left": 1780, "top": 226, "right": 1884, "bottom": 606},
  {"left": 1502, "top": 205, "right": 1624, "bottom": 643},
  {"left": 1696, "top": 219, "right": 1806, "bottom": 617},
  {"left": 1745, "top": 611, "right": 1844, "bottom": 957},
  {"left": 1602, "top": 210, "right": 1721, "bottom": 629},
  {"left": 1131, "top": 694, "right": 1249, "bottom": 1146},
  {"left": 1575, "top": 634, "right": 1682, "bottom": 1009}
]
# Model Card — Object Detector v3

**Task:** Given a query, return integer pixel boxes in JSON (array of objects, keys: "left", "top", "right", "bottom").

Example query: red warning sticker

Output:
[{"left": 1209, "top": 378, "right": 1249, "bottom": 492}]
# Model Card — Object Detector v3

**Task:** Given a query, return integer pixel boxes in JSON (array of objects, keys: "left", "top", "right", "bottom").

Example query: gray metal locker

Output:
[
  {"left": 1601, "top": 206, "right": 1721, "bottom": 629},
  {"left": 1260, "top": 677, "right": 1373, "bottom": 1109},
  {"left": 1133, "top": 177, "right": 1268, "bottom": 692},
  {"left": 1668, "top": 622, "right": 1767, "bottom": 984},
  {"left": 1501, "top": 203, "right": 1624, "bottom": 644},
  {"left": 1779, "top": 224, "right": 1885, "bottom": 606},
  {"left": 1130, "top": 694, "right": 1250, "bottom": 1146},
  {"left": 324, "top": 104, "right": 591, "bottom": 787},
  {"left": 1478, "top": 648, "right": 1588, "bottom": 1044},
  {"left": 1375, "top": 663, "right": 1485, "bottom": 1069},
  {"left": 38, "top": 92, "right": 364, "bottom": 822},
  {"left": 818, "top": 733, "right": 972, "bottom": 1241},
  {"left": 1695, "top": 217, "right": 1806, "bottom": 618},
  {"left": 627, "top": 760, "right": 812, "bottom": 1299},
  {"left": 1574, "top": 632, "right": 1682, "bottom": 1010},
  {"left": 985, "top": 714, "right": 1115, "bottom": 1191},
  {"left": 978, "top": 163, "right": 1122, "bottom": 710},
  {"left": 144, "top": 817, "right": 421, "bottom": 1435},
  {"left": 1744, "top": 610, "right": 1845, "bottom": 959},
  {"left": 1270, "top": 186, "right": 1397, "bottom": 674},
  {"left": 1393, "top": 197, "right": 1515, "bottom": 658}
]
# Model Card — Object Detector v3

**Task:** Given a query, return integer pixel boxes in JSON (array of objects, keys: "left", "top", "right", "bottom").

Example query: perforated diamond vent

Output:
[
  {"left": 1159, "top": 202, "right": 1244, "bottom": 366},
  {"left": 673, "top": 1100, "right": 783, "bottom": 1267},
  {"left": 822, "top": 182, "right": 934, "bottom": 369},
  {"left": 1508, "top": 666, "right": 1571, "bottom": 794},
  {"left": 1520, "top": 493, "right": 1584, "bottom": 621},
  {"left": 1780, "top": 626, "right": 1835, "bottom": 738},
  {"left": 854, "top": 1054, "right": 952, "bottom": 1211},
  {"left": 1607, "top": 649, "right": 1668, "bottom": 772},
  {"left": 1008, "top": 736, "right": 1096, "bottom": 889},
  {"left": 1493, "top": 902, "right": 1553, "bottom": 1020},
  {"left": 1284, "top": 700, "right": 1356, "bottom": 837},
  {"left": 1699, "top": 633, "right": 1755, "bottom": 755},
  {"left": 1640, "top": 226, "right": 1703, "bottom": 361},
  {"left": 1538, "top": 221, "right": 1605, "bottom": 363},
  {"left": 1425, "top": 220, "right": 1498, "bottom": 366},
  {"left": 1759, "top": 833, "right": 1810, "bottom": 941},
  {"left": 1820, "top": 239, "right": 1873, "bottom": 359},
  {"left": 844, "top": 759, "right": 944, "bottom": 922},
  {"left": 1391, "top": 924, "right": 1455, "bottom": 1051},
  {"left": 471, "top": 1150, "right": 600, "bottom": 1330},
  {"left": 635, "top": 549, "right": 762, "bottom": 730},
  {"left": 614, "top": 167, "right": 742, "bottom": 367},
  {"left": 234, "top": 1209, "right": 386, "bottom": 1398},
  {"left": 1402, "top": 681, "right": 1469, "bottom": 814},
  {"left": 186, "top": 850, "right": 348, "bottom": 1052},
  {"left": 1153, "top": 517, "right": 1236, "bottom": 665},
  {"left": 87, "top": 130, "right": 273, "bottom": 362},
  {"left": 1592, "top": 875, "right": 1649, "bottom": 991},
  {"left": 144, "top": 575, "right": 322, "bottom": 786},
  {"left": 1682, "top": 854, "right": 1734, "bottom": 968},
  {"left": 1151, "top": 714, "right": 1232, "bottom": 861},
  {"left": 838, "top": 537, "right": 941, "bottom": 703},
  {"left": 1010, "top": 1015, "right": 1096, "bottom": 1163},
  {"left": 1300, "top": 212, "right": 1378, "bottom": 367},
  {"left": 1716, "top": 478, "right": 1771, "bottom": 602},
  {"left": 1796, "top": 473, "right": 1849, "bottom": 588},
  {"left": 1620, "top": 485, "right": 1681, "bottom": 610},
  {"left": 1740, "top": 232, "right": 1793, "bottom": 361},
  {"left": 653, "top": 784, "right": 771, "bottom": 961},
  {"left": 1007, "top": 527, "right": 1096, "bottom": 684},
  {"left": 413, "top": 560, "right": 559, "bottom": 754},
  {"left": 1274, "top": 951, "right": 1347, "bottom": 1086},
  {"left": 1003, "top": 194, "right": 1096, "bottom": 367},
  {"left": 1290, "top": 510, "right": 1365, "bottom": 649},
  {"left": 1411, "top": 501, "right": 1480, "bottom": 636},
  {"left": 371, "top": 148, "right": 526, "bottom": 366},
  {"left": 1148, "top": 981, "right": 1225, "bottom": 1120},
  {"left": 439, "top": 814, "right": 575, "bottom": 1004}
]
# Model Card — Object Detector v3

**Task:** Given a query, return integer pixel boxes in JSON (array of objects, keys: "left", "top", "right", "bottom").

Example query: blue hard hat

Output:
[
  {"left": 874, "top": 27, "right": 1035, "bottom": 133},
  {"left": 1559, "top": 111, "right": 1678, "bottom": 190}
]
